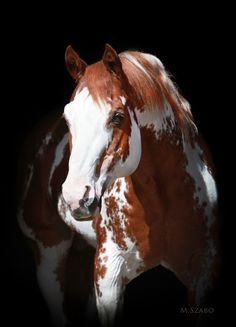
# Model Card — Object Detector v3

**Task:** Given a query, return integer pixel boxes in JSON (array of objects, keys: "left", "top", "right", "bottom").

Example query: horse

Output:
[{"left": 17, "top": 44, "right": 220, "bottom": 326}]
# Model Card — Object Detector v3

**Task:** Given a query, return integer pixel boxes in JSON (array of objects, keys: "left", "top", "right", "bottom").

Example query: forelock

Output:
[{"left": 79, "top": 61, "right": 115, "bottom": 103}]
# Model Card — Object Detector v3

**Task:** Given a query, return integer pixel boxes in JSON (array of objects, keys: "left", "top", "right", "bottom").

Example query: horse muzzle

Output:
[
  {"left": 62, "top": 180, "right": 101, "bottom": 220},
  {"left": 70, "top": 197, "right": 99, "bottom": 221}
]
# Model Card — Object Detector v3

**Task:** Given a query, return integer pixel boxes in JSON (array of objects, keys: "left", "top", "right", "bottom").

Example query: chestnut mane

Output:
[{"left": 120, "top": 51, "right": 197, "bottom": 138}]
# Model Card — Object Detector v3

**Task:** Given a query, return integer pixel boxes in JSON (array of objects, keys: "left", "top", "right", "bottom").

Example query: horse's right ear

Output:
[
  {"left": 102, "top": 44, "right": 122, "bottom": 76},
  {"left": 65, "top": 45, "right": 87, "bottom": 81}
]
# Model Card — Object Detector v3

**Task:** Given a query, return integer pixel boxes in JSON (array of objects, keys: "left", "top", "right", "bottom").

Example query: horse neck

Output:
[
  {"left": 133, "top": 102, "right": 188, "bottom": 192},
  {"left": 135, "top": 101, "right": 176, "bottom": 138}
]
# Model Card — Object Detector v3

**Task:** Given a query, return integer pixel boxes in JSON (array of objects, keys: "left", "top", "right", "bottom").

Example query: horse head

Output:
[{"left": 62, "top": 44, "right": 141, "bottom": 220}]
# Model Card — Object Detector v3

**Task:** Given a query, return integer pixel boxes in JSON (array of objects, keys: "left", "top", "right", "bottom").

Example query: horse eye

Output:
[{"left": 111, "top": 111, "right": 124, "bottom": 126}]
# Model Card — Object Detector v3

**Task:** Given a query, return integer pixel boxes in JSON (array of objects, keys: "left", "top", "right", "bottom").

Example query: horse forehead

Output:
[
  {"left": 81, "top": 62, "right": 127, "bottom": 102},
  {"left": 74, "top": 87, "right": 98, "bottom": 108},
  {"left": 65, "top": 87, "right": 110, "bottom": 119},
  {"left": 66, "top": 88, "right": 128, "bottom": 125}
]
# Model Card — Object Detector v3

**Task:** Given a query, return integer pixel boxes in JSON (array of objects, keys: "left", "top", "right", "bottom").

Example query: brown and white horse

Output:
[{"left": 17, "top": 44, "right": 220, "bottom": 326}]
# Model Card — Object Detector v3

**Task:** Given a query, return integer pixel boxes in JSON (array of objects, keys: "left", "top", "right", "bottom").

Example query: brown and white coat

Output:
[{"left": 18, "top": 44, "right": 220, "bottom": 326}]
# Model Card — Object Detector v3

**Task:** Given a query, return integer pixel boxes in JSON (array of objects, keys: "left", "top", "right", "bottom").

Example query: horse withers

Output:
[{"left": 18, "top": 44, "right": 220, "bottom": 326}]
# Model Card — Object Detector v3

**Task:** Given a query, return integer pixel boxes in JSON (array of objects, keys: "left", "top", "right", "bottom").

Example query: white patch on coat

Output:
[
  {"left": 101, "top": 178, "right": 144, "bottom": 278},
  {"left": 17, "top": 207, "right": 72, "bottom": 324},
  {"left": 119, "top": 96, "right": 126, "bottom": 106},
  {"left": 183, "top": 140, "right": 217, "bottom": 229},
  {"left": 57, "top": 195, "right": 97, "bottom": 248},
  {"left": 95, "top": 178, "right": 144, "bottom": 325},
  {"left": 95, "top": 247, "right": 124, "bottom": 326},
  {"left": 121, "top": 50, "right": 192, "bottom": 125},
  {"left": 109, "top": 178, "right": 144, "bottom": 279},
  {"left": 36, "top": 239, "right": 72, "bottom": 325},
  {"left": 48, "top": 133, "right": 68, "bottom": 195},
  {"left": 183, "top": 140, "right": 218, "bottom": 304},
  {"left": 135, "top": 101, "right": 175, "bottom": 139}
]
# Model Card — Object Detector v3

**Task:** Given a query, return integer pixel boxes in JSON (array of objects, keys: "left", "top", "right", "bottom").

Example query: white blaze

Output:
[
  {"left": 63, "top": 89, "right": 142, "bottom": 202},
  {"left": 63, "top": 88, "right": 113, "bottom": 202},
  {"left": 64, "top": 87, "right": 112, "bottom": 182}
]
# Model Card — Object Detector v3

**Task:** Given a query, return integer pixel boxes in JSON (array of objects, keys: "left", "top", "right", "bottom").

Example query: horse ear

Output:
[
  {"left": 102, "top": 44, "right": 122, "bottom": 76},
  {"left": 65, "top": 45, "right": 87, "bottom": 81}
]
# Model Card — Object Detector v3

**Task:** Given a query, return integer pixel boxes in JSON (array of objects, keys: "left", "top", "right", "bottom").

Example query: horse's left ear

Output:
[
  {"left": 102, "top": 44, "right": 122, "bottom": 76},
  {"left": 65, "top": 45, "right": 87, "bottom": 81}
]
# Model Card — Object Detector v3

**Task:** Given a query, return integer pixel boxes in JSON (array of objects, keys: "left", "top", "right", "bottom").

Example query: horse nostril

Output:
[
  {"left": 78, "top": 185, "right": 96, "bottom": 209},
  {"left": 80, "top": 197, "right": 93, "bottom": 208},
  {"left": 87, "top": 197, "right": 99, "bottom": 213},
  {"left": 84, "top": 185, "right": 91, "bottom": 200}
]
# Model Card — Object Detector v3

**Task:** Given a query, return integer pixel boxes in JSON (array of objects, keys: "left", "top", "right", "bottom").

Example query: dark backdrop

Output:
[{"left": 4, "top": 4, "right": 232, "bottom": 327}]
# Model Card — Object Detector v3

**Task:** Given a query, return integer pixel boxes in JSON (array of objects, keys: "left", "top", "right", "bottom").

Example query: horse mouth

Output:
[
  {"left": 70, "top": 197, "right": 101, "bottom": 221},
  {"left": 59, "top": 193, "right": 102, "bottom": 222},
  {"left": 72, "top": 211, "right": 93, "bottom": 221}
]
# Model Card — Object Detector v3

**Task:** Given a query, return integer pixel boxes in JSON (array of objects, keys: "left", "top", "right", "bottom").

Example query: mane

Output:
[
  {"left": 78, "top": 50, "right": 197, "bottom": 140},
  {"left": 119, "top": 51, "right": 197, "bottom": 139}
]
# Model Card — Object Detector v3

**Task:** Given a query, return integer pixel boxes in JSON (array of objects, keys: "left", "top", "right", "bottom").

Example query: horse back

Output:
[{"left": 17, "top": 110, "right": 71, "bottom": 245}]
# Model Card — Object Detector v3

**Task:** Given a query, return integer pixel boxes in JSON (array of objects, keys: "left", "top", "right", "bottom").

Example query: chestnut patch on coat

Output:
[
  {"left": 105, "top": 196, "right": 128, "bottom": 251},
  {"left": 94, "top": 216, "right": 107, "bottom": 297}
]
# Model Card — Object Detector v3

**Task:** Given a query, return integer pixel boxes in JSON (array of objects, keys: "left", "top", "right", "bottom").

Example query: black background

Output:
[{"left": 3, "top": 3, "right": 232, "bottom": 326}]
